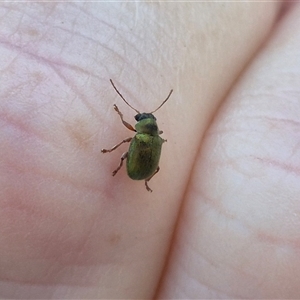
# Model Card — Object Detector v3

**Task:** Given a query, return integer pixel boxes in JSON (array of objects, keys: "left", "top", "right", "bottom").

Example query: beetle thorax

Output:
[{"left": 135, "top": 113, "right": 159, "bottom": 135}]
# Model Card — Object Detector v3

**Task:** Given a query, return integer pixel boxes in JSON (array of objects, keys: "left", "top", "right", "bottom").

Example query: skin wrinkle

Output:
[
  {"left": 253, "top": 156, "right": 300, "bottom": 178},
  {"left": 0, "top": 218, "right": 127, "bottom": 285},
  {"left": 2, "top": 30, "right": 108, "bottom": 185},
  {"left": 79, "top": 5, "right": 167, "bottom": 93},
  {"left": 206, "top": 116, "right": 300, "bottom": 167},
  {"left": 0, "top": 110, "right": 50, "bottom": 145},
  {"left": 198, "top": 152, "right": 298, "bottom": 239},
  {"left": 177, "top": 231, "right": 257, "bottom": 298},
  {"left": 2, "top": 17, "right": 124, "bottom": 124},
  {"left": 93, "top": 7, "right": 175, "bottom": 98},
  {"left": 49, "top": 65, "right": 99, "bottom": 119},
  {"left": 0, "top": 267, "right": 103, "bottom": 288},
  {"left": 180, "top": 205, "right": 247, "bottom": 270},
  {"left": 3, "top": 145, "right": 103, "bottom": 194},
  {"left": 174, "top": 236, "right": 248, "bottom": 299},
  {"left": 0, "top": 38, "right": 91, "bottom": 82},
  {"left": 70, "top": 210, "right": 100, "bottom": 264},
  {"left": 206, "top": 115, "right": 300, "bottom": 144},
  {"left": 169, "top": 146, "right": 298, "bottom": 296},
  {"left": 252, "top": 116, "right": 300, "bottom": 129},
  {"left": 1, "top": 6, "right": 49, "bottom": 37}
]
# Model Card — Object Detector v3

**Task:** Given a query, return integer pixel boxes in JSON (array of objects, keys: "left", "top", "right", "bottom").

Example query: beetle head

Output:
[{"left": 135, "top": 113, "right": 156, "bottom": 122}]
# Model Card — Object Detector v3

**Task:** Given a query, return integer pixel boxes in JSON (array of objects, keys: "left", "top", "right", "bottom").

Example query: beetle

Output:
[{"left": 101, "top": 79, "right": 173, "bottom": 192}]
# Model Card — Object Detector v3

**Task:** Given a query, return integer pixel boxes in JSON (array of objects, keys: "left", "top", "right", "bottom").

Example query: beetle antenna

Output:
[
  {"left": 110, "top": 79, "right": 140, "bottom": 114},
  {"left": 151, "top": 89, "right": 173, "bottom": 113}
]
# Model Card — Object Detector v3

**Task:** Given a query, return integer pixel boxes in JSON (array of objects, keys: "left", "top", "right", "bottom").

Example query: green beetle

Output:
[{"left": 101, "top": 79, "right": 173, "bottom": 192}]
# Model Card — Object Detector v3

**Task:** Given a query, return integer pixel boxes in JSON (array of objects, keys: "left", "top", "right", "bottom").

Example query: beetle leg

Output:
[
  {"left": 145, "top": 166, "right": 160, "bottom": 192},
  {"left": 101, "top": 137, "right": 132, "bottom": 153},
  {"left": 112, "top": 152, "right": 128, "bottom": 176},
  {"left": 114, "top": 105, "right": 136, "bottom": 132}
]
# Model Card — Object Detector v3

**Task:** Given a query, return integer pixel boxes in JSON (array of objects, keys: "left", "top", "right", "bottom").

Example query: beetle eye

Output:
[{"left": 135, "top": 113, "right": 142, "bottom": 121}]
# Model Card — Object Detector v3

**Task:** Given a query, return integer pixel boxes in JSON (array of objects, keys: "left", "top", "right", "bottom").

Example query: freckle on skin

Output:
[{"left": 65, "top": 118, "right": 93, "bottom": 150}]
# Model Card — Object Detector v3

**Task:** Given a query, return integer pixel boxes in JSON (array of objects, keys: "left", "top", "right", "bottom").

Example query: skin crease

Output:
[{"left": 0, "top": 2, "right": 299, "bottom": 299}]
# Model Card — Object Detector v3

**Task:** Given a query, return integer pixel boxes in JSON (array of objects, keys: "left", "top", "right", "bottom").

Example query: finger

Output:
[
  {"left": 99, "top": 2, "right": 280, "bottom": 299},
  {"left": 157, "top": 3, "right": 300, "bottom": 299}
]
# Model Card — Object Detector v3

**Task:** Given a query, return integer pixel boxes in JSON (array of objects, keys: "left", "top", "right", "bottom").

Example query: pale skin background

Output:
[{"left": 0, "top": 1, "right": 299, "bottom": 299}]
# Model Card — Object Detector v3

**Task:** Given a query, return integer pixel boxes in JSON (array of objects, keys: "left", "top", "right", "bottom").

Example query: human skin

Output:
[{"left": 1, "top": 2, "right": 299, "bottom": 299}]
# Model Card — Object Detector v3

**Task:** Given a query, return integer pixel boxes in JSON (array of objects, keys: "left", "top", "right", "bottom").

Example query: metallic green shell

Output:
[{"left": 126, "top": 133, "right": 164, "bottom": 180}]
